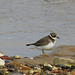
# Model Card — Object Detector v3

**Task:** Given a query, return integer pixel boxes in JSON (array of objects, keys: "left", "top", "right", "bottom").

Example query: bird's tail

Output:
[{"left": 26, "top": 43, "right": 34, "bottom": 46}]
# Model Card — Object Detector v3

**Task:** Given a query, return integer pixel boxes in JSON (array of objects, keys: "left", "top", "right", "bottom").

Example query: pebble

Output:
[
  {"left": 14, "top": 55, "right": 20, "bottom": 59},
  {"left": 0, "top": 56, "right": 75, "bottom": 75}
]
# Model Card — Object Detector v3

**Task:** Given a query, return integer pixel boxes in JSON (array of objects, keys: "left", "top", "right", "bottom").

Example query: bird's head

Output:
[{"left": 49, "top": 33, "right": 60, "bottom": 40}]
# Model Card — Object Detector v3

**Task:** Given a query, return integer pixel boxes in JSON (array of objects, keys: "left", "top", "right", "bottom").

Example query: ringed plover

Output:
[{"left": 26, "top": 33, "right": 60, "bottom": 56}]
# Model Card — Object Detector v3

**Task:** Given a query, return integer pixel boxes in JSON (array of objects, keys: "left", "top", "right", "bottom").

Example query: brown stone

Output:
[
  {"left": 53, "top": 57, "right": 75, "bottom": 66},
  {"left": 0, "top": 56, "right": 10, "bottom": 60}
]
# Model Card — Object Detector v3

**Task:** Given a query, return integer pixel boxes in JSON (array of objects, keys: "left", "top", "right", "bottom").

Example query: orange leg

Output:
[{"left": 42, "top": 50, "right": 48, "bottom": 56}]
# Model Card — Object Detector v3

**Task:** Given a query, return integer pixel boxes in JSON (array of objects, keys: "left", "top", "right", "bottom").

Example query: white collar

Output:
[{"left": 48, "top": 34, "right": 52, "bottom": 38}]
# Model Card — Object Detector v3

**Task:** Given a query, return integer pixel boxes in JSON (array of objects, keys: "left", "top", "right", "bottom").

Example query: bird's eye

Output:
[{"left": 53, "top": 35, "right": 56, "bottom": 37}]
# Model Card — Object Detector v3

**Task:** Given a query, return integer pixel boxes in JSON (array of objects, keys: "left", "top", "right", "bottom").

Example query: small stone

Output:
[
  {"left": 66, "top": 72, "right": 71, "bottom": 75},
  {"left": 30, "top": 57, "right": 34, "bottom": 59},
  {"left": 0, "top": 58, "right": 5, "bottom": 66},
  {"left": 53, "top": 57, "right": 75, "bottom": 67},
  {"left": 42, "top": 66, "right": 52, "bottom": 71},
  {"left": 0, "top": 71, "right": 4, "bottom": 75},
  {"left": 44, "top": 62, "right": 52, "bottom": 68},
  {"left": 70, "top": 66, "right": 75, "bottom": 71},
  {"left": 14, "top": 55, "right": 20, "bottom": 59},
  {"left": 71, "top": 69, "right": 75, "bottom": 75}
]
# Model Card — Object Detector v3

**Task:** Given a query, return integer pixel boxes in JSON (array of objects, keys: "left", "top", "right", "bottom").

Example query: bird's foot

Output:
[
  {"left": 43, "top": 53, "right": 48, "bottom": 56},
  {"left": 42, "top": 50, "right": 48, "bottom": 56}
]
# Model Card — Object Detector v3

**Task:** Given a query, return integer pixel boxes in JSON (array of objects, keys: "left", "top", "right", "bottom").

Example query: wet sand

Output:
[{"left": 13, "top": 45, "right": 75, "bottom": 65}]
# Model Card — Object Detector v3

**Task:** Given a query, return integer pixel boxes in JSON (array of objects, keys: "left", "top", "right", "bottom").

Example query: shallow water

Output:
[{"left": 0, "top": 0, "right": 75, "bottom": 57}]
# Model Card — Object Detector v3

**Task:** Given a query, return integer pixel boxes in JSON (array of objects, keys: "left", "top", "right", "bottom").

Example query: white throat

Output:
[{"left": 48, "top": 34, "right": 57, "bottom": 40}]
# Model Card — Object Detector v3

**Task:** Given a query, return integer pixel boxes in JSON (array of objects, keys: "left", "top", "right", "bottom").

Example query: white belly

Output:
[{"left": 36, "top": 41, "right": 56, "bottom": 50}]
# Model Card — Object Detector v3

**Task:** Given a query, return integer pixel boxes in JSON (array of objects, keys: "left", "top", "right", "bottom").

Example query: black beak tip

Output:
[{"left": 57, "top": 37, "right": 60, "bottom": 39}]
